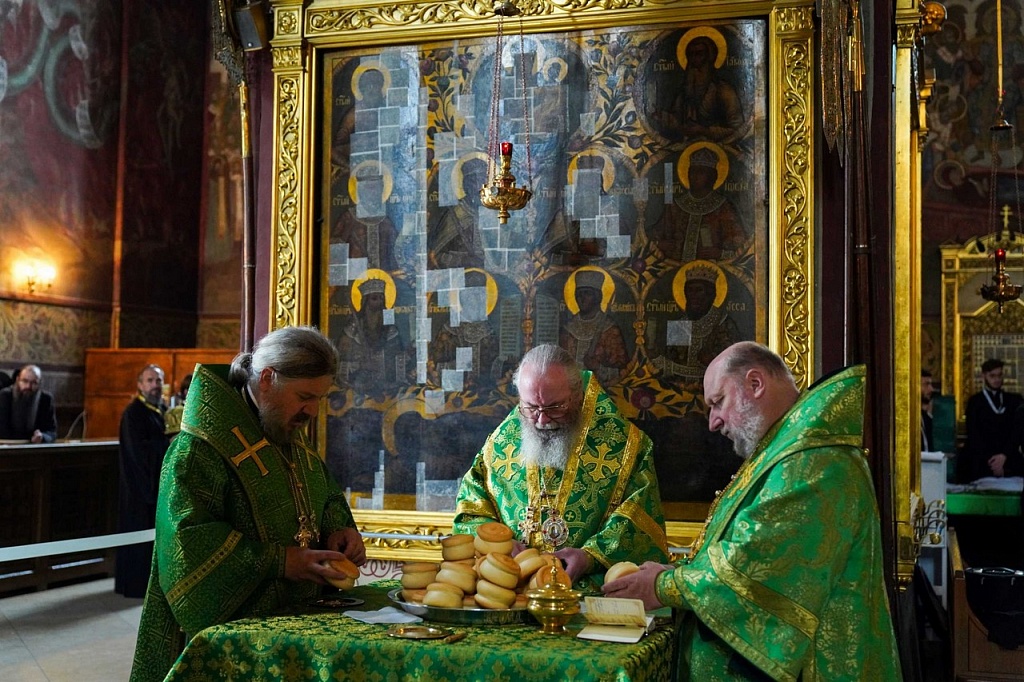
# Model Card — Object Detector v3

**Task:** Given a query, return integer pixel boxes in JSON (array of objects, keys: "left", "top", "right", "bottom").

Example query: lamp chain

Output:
[
  {"left": 486, "top": 14, "right": 506, "bottom": 182},
  {"left": 1013, "top": 125, "right": 1022, "bottom": 244},
  {"left": 517, "top": 14, "right": 533, "bottom": 189},
  {"left": 990, "top": 130, "right": 1002, "bottom": 241}
]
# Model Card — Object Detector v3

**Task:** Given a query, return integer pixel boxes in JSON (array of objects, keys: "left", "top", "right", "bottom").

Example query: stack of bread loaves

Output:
[{"left": 397, "top": 522, "right": 571, "bottom": 610}]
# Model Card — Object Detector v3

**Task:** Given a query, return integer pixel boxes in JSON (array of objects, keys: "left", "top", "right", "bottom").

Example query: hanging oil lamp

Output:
[
  {"left": 980, "top": 247, "right": 1022, "bottom": 312},
  {"left": 978, "top": 0, "right": 1022, "bottom": 311},
  {"left": 479, "top": 0, "right": 533, "bottom": 224}
]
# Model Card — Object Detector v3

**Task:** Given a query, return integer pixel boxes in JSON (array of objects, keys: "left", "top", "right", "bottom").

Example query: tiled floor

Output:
[{"left": 0, "top": 578, "right": 141, "bottom": 682}]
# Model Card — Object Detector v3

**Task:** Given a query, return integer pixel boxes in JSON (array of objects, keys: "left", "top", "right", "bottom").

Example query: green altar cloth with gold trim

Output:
[{"left": 165, "top": 582, "right": 676, "bottom": 681}]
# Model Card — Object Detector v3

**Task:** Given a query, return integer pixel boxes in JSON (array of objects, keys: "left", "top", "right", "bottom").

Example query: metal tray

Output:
[{"left": 388, "top": 588, "right": 531, "bottom": 626}]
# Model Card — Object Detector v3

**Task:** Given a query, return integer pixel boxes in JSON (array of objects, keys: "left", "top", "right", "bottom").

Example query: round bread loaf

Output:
[
  {"left": 474, "top": 536, "right": 514, "bottom": 556},
  {"left": 475, "top": 578, "right": 517, "bottom": 608},
  {"left": 479, "top": 552, "right": 521, "bottom": 589},
  {"left": 436, "top": 561, "right": 477, "bottom": 593},
  {"left": 477, "top": 522, "right": 514, "bottom": 542},
  {"left": 604, "top": 561, "right": 640, "bottom": 583},
  {"left": 441, "top": 533, "right": 476, "bottom": 561},
  {"left": 401, "top": 588, "right": 426, "bottom": 603},
  {"left": 423, "top": 581, "right": 464, "bottom": 608},
  {"left": 529, "top": 563, "right": 571, "bottom": 590},
  {"left": 474, "top": 522, "right": 514, "bottom": 555},
  {"left": 515, "top": 550, "right": 548, "bottom": 583},
  {"left": 321, "top": 556, "right": 359, "bottom": 590},
  {"left": 400, "top": 562, "right": 439, "bottom": 589}
]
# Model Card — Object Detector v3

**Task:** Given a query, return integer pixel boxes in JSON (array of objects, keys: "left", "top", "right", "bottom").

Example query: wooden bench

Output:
[{"left": 949, "top": 527, "right": 1024, "bottom": 681}]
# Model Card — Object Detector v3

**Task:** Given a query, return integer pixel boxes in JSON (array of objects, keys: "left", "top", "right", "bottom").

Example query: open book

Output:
[{"left": 577, "top": 597, "right": 656, "bottom": 643}]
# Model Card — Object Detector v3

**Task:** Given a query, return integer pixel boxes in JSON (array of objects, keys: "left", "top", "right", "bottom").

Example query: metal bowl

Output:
[{"left": 387, "top": 588, "right": 530, "bottom": 626}]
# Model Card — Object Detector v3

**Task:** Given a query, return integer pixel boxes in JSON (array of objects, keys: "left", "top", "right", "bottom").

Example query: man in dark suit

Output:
[
  {"left": 0, "top": 364, "right": 58, "bottom": 443},
  {"left": 963, "top": 358, "right": 1024, "bottom": 481},
  {"left": 116, "top": 364, "right": 171, "bottom": 598}
]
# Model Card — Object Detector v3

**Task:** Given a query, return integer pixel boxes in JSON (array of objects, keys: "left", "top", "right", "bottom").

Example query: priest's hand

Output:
[
  {"left": 553, "top": 547, "right": 593, "bottom": 582},
  {"left": 601, "top": 561, "right": 671, "bottom": 611},
  {"left": 326, "top": 526, "right": 367, "bottom": 566},
  {"left": 284, "top": 546, "right": 352, "bottom": 584}
]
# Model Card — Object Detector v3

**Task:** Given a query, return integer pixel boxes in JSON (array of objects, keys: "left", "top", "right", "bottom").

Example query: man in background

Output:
[
  {"left": 130, "top": 326, "right": 365, "bottom": 682},
  {"left": 116, "top": 364, "right": 171, "bottom": 598},
  {"left": 453, "top": 344, "right": 668, "bottom": 590},
  {"left": 921, "top": 369, "right": 935, "bottom": 452},
  {"left": 963, "top": 358, "right": 1023, "bottom": 481},
  {"left": 603, "top": 342, "right": 901, "bottom": 680},
  {"left": 0, "top": 364, "right": 57, "bottom": 443}
]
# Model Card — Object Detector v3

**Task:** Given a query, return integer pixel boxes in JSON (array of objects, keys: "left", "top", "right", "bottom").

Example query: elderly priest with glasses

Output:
[{"left": 453, "top": 344, "right": 669, "bottom": 589}]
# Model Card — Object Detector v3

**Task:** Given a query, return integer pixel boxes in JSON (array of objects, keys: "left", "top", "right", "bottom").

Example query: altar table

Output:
[
  {"left": 164, "top": 582, "right": 677, "bottom": 681},
  {"left": 946, "top": 491, "right": 1021, "bottom": 517}
]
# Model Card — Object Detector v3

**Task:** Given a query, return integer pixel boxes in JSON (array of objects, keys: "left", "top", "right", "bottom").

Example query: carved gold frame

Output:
[{"left": 266, "top": 0, "right": 816, "bottom": 560}]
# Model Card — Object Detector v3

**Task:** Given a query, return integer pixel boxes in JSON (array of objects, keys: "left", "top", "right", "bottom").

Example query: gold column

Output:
[
  {"left": 893, "top": 1, "right": 922, "bottom": 587},
  {"left": 768, "top": 6, "right": 816, "bottom": 389},
  {"left": 269, "top": 1, "right": 314, "bottom": 329}
]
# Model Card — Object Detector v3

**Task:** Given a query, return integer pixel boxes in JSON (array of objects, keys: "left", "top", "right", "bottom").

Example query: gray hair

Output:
[
  {"left": 19, "top": 364, "right": 42, "bottom": 381},
  {"left": 229, "top": 326, "right": 339, "bottom": 389},
  {"left": 719, "top": 341, "right": 795, "bottom": 386},
  {"left": 137, "top": 364, "right": 164, "bottom": 381},
  {"left": 512, "top": 344, "right": 583, "bottom": 395}
]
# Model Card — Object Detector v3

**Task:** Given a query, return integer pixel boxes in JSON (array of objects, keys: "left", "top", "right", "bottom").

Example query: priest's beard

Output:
[
  {"left": 259, "top": 394, "right": 307, "bottom": 447},
  {"left": 518, "top": 405, "right": 582, "bottom": 470},
  {"left": 728, "top": 392, "right": 768, "bottom": 460},
  {"left": 11, "top": 390, "right": 39, "bottom": 433}
]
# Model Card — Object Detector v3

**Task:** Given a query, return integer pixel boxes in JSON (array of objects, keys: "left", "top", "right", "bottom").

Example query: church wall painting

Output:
[{"left": 320, "top": 19, "right": 768, "bottom": 522}]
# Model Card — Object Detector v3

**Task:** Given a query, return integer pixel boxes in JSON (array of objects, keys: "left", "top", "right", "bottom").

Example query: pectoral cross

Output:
[{"left": 230, "top": 426, "right": 271, "bottom": 475}]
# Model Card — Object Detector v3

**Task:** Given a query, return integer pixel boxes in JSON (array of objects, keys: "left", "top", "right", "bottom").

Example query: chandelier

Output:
[
  {"left": 979, "top": 0, "right": 1022, "bottom": 312},
  {"left": 479, "top": 0, "right": 533, "bottom": 224}
]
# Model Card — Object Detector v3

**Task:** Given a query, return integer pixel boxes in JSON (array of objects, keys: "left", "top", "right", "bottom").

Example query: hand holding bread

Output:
[{"left": 321, "top": 554, "right": 360, "bottom": 590}]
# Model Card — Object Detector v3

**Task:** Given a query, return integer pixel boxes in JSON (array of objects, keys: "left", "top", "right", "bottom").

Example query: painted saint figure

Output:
[
  {"left": 648, "top": 143, "right": 749, "bottom": 263},
  {"left": 559, "top": 267, "right": 629, "bottom": 386}
]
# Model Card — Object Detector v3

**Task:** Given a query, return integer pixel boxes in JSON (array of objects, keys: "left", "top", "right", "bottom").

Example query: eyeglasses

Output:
[{"left": 517, "top": 402, "right": 570, "bottom": 420}]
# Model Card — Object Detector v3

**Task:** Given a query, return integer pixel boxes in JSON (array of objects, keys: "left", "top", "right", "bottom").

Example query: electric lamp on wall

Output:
[{"left": 15, "top": 261, "right": 56, "bottom": 295}]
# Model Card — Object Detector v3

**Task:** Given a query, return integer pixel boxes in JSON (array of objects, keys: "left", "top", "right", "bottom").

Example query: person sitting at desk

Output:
[
  {"left": 452, "top": 344, "right": 669, "bottom": 589},
  {"left": 129, "top": 327, "right": 366, "bottom": 682},
  {"left": 602, "top": 342, "right": 901, "bottom": 680},
  {"left": 0, "top": 364, "right": 57, "bottom": 443}
]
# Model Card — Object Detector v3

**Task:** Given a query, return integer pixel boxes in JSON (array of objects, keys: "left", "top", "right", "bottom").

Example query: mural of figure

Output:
[
  {"left": 650, "top": 28, "right": 747, "bottom": 144},
  {"left": 648, "top": 143, "right": 749, "bottom": 263},
  {"left": 559, "top": 267, "right": 629, "bottom": 385},
  {"left": 429, "top": 268, "right": 505, "bottom": 389},
  {"left": 651, "top": 260, "right": 741, "bottom": 381},
  {"left": 331, "top": 64, "right": 390, "bottom": 179},
  {"left": 429, "top": 154, "right": 489, "bottom": 269},
  {"left": 332, "top": 160, "right": 398, "bottom": 271},
  {"left": 337, "top": 270, "right": 408, "bottom": 390},
  {"left": 538, "top": 151, "right": 620, "bottom": 265}
]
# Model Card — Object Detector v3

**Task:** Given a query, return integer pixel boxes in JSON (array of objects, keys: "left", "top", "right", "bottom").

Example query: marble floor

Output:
[{"left": 0, "top": 578, "right": 141, "bottom": 682}]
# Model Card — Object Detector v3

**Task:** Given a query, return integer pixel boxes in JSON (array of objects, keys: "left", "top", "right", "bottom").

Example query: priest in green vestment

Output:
[
  {"left": 130, "top": 327, "right": 365, "bottom": 682},
  {"left": 454, "top": 344, "right": 669, "bottom": 589},
  {"left": 603, "top": 341, "right": 901, "bottom": 681}
]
